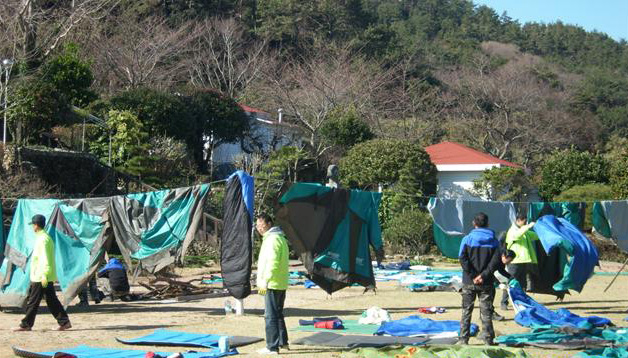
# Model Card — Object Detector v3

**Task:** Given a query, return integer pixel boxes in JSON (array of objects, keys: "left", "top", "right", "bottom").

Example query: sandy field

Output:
[{"left": 0, "top": 261, "right": 626, "bottom": 358}]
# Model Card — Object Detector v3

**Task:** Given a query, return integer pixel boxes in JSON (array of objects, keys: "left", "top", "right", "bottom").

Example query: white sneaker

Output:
[{"left": 257, "top": 348, "right": 278, "bottom": 355}]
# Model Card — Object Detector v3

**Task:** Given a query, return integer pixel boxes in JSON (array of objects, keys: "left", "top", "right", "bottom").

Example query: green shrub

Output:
[
  {"left": 539, "top": 149, "right": 609, "bottom": 200},
  {"left": 383, "top": 210, "right": 434, "bottom": 256},
  {"left": 555, "top": 183, "right": 614, "bottom": 230}
]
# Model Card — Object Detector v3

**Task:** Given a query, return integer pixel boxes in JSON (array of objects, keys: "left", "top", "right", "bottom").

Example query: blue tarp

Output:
[
  {"left": 227, "top": 170, "right": 254, "bottom": 223},
  {"left": 509, "top": 283, "right": 611, "bottom": 329},
  {"left": 375, "top": 315, "right": 478, "bottom": 337},
  {"left": 533, "top": 215, "right": 599, "bottom": 292},
  {"left": 117, "top": 329, "right": 231, "bottom": 348},
  {"left": 33, "top": 345, "right": 236, "bottom": 358}
]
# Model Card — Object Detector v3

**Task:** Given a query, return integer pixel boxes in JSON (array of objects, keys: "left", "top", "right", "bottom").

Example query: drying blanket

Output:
[
  {"left": 276, "top": 183, "right": 383, "bottom": 294},
  {"left": 496, "top": 327, "right": 628, "bottom": 349},
  {"left": 509, "top": 283, "right": 610, "bottom": 329},
  {"left": 375, "top": 315, "right": 478, "bottom": 337},
  {"left": 533, "top": 215, "right": 599, "bottom": 292}
]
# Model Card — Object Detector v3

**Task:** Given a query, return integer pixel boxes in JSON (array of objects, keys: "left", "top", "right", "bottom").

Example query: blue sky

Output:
[{"left": 473, "top": 0, "right": 628, "bottom": 42}]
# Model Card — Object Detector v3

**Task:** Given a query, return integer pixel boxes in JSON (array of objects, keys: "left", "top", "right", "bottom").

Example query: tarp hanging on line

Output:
[
  {"left": 0, "top": 199, "right": 4, "bottom": 268},
  {"left": 533, "top": 215, "right": 599, "bottom": 292},
  {"left": 276, "top": 183, "right": 383, "bottom": 294},
  {"left": 0, "top": 184, "right": 209, "bottom": 307},
  {"left": 220, "top": 171, "right": 254, "bottom": 299},
  {"left": 528, "top": 202, "right": 586, "bottom": 230},
  {"left": 592, "top": 201, "right": 628, "bottom": 253},
  {"left": 427, "top": 198, "right": 516, "bottom": 259}
]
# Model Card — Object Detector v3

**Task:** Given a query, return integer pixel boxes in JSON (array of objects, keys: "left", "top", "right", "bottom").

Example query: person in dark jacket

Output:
[{"left": 457, "top": 212, "right": 501, "bottom": 345}]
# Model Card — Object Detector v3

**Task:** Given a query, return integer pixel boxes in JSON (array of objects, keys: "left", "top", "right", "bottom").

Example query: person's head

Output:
[
  {"left": 515, "top": 213, "right": 527, "bottom": 227},
  {"left": 256, "top": 213, "right": 273, "bottom": 236},
  {"left": 473, "top": 212, "right": 489, "bottom": 228},
  {"left": 501, "top": 249, "right": 516, "bottom": 265},
  {"left": 31, "top": 214, "right": 46, "bottom": 232}
]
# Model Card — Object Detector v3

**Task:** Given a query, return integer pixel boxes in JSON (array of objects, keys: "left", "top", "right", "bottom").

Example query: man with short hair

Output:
[
  {"left": 500, "top": 214, "right": 538, "bottom": 311},
  {"left": 14, "top": 215, "right": 71, "bottom": 331},
  {"left": 256, "top": 213, "right": 289, "bottom": 355},
  {"left": 458, "top": 212, "right": 500, "bottom": 345}
]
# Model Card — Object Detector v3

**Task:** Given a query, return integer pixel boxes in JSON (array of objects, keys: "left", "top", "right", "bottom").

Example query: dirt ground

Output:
[{"left": 0, "top": 261, "right": 626, "bottom": 358}]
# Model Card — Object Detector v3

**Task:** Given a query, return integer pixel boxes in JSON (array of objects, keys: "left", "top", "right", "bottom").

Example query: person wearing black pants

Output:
[
  {"left": 20, "top": 282, "right": 70, "bottom": 329},
  {"left": 14, "top": 214, "right": 71, "bottom": 331}
]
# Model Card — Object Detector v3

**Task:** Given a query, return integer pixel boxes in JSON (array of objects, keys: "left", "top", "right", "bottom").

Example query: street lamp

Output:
[{"left": 2, "top": 58, "right": 14, "bottom": 144}]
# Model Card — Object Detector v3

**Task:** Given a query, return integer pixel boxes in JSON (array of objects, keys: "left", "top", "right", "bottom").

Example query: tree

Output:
[
  {"left": 90, "top": 16, "right": 196, "bottom": 91},
  {"left": 383, "top": 209, "right": 434, "bottom": 256},
  {"left": 340, "top": 139, "right": 437, "bottom": 202},
  {"left": 188, "top": 18, "right": 270, "bottom": 98},
  {"left": 146, "top": 135, "right": 197, "bottom": 187},
  {"left": 258, "top": 46, "right": 395, "bottom": 157},
  {"left": 91, "top": 109, "right": 148, "bottom": 176},
  {"left": 555, "top": 183, "right": 614, "bottom": 230},
  {"left": 7, "top": 78, "right": 70, "bottom": 145},
  {"left": 319, "top": 106, "right": 374, "bottom": 149},
  {"left": 40, "top": 43, "right": 96, "bottom": 106},
  {"left": 471, "top": 166, "right": 532, "bottom": 201},
  {"left": 538, "top": 149, "right": 609, "bottom": 200},
  {"left": 605, "top": 136, "right": 628, "bottom": 199},
  {"left": 439, "top": 54, "right": 598, "bottom": 168}
]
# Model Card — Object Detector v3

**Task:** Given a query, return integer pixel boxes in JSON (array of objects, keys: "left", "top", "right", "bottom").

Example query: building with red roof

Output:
[{"left": 424, "top": 141, "right": 520, "bottom": 199}]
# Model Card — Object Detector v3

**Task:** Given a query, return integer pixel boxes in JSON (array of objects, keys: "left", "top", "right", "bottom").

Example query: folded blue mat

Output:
[
  {"left": 375, "top": 315, "right": 478, "bottom": 337},
  {"left": 510, "top": 283, "right": 611, "bottom": 329},
  {"left": 14, "top": 345, "right": 236, "bottom": 358},
  {"left": 117, "top": 329, "right": 262, "bottom": 348}
]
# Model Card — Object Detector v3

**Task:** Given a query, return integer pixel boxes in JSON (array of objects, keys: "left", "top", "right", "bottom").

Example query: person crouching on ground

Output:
[
  {"left": 457, "top": 212, "right": 500, "bottom": 345},
  {"left": 14, "top": 214, "right": 71, "bottom": 331},
  {"left": 255, "top": 213, "right": 289, "bottom": 355}
]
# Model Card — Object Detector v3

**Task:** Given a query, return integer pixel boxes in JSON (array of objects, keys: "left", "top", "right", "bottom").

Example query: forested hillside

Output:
[{"left": 1, "top": 0, "right": 627, "bottom": 197}]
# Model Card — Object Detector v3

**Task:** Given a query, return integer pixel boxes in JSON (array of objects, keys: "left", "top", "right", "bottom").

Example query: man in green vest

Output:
[
  {"left": 500, "top": 213, "right": 539, "bottom": 311},
  {"left": 14, "top": 215, "right": 71, "bottom": 331},
  {"left": 255, "top": 213, "right": 289, "bottom": 355}
]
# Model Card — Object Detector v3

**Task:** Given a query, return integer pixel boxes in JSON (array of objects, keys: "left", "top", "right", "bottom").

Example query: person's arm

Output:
[
  {"left": 482, "top": 250, "right": 511, "bottom": 281},
  {"left": 506, "top": 223, "right": 535, "bottom": 245},
  {"left": 459, "top": 243, "right": 478, "bottom": 279},
  {"left": 41, "top": 237, "right": 54, "bottom": 287}
]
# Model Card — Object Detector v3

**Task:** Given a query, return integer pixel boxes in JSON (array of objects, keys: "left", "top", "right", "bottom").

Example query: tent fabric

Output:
[
  {"left": 375, "top": 315, "right": 478, "bottom": 337},
  {"left": 509, "top": 283, "right": 611, "bottom": 329},
  {"left": 576, "top": 348, "right": 628, "bottom": 358},
  {"left": 276, "top": 183, "right": 383, "bottom": 294},
  {"left": 13, "top": 345, "right": 236, "bottom": 358},
  {"left": 0, "top": 200, "right": 4, "bottom": 268},
  {"left": 496, "top": 327, "right": 621, "bottom": 349},
  {"left": 533, "top": 215, "right": 599, "bottom": 292},
  {"left": 117, "top": 329, "right": 263, "bottom": 348},
  {"left": 292, "top": 332, "right": 458, "bottom": 348},
  {"left": 427, "top": 198, "right": 516, "bottom": 259},
  {"left": 528, "top": 202, "right": 586, "bottom": 230},
  {"left": 110, "top": 184, "right": 210, "bottom": 273},
  {"left": 220, "top": 171, "right": 254, "bottom": 300},
  {"left": 341, "top": 345, "right": 531, "bottom": 358},
  {"left": 0, "top": 184, "right": 209, "bottom": 307},
  {"left": 592, "top": 201, "right": 628, "bottom": 252}
]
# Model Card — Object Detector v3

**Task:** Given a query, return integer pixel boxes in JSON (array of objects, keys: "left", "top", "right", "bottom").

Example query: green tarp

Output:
[
  {"left": 0, "top": 199, "right": 4, "bottom": 267},
  {"left": 432, "top": 224, "right": 464, "bottom": 259},
  {"left": 528, "top": 202, "right": 586, "bottom": 229},
  {"left": 291, "top": 320, "right": 379, "bottom": 335},
  {"left": 341, "top": 345, "right": 530, "bottom": 358},
  {"left": 576, "top": 348, "right": 628, "bottom": 358},
  {"left": 592, "top": 202, "right": 613, "bottom": 238},
  {"left": 0, "top": 184, "right": 209, "bottom": 307}
]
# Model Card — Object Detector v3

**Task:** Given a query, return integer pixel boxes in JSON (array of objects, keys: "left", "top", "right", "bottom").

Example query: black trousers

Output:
[
  {"left": 20, "top": 282, "right": 70, "bottom": 329},
  {"left": 460, "top": 284, "right": 495, "bottom": 340},
  {"left": 264, "top": 289, "right": 288, "bottom": 351},
  {"left": 78, "top": 275, "right": 99, "bottom": 303}
]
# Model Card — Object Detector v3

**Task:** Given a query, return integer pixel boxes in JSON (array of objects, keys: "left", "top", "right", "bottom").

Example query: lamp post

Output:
[{"left": 2, "top": 59, "right": 14, "bottom": 144}]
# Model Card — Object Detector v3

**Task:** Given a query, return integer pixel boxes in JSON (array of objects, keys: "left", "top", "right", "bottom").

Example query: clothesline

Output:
[{"left": 0, "top": 174, "right": 623, "bottom": 204}]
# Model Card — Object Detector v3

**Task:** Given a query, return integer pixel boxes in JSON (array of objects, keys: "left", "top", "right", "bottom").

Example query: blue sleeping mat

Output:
[
  {"left": 375, "top": 315, "right": 478, "bottom": 337},
  {"left": 116, "top": 329, "right": 263, "bottom": 348},
  {"left": 12, "top": 345, "right": 237, "bottom": 358}
]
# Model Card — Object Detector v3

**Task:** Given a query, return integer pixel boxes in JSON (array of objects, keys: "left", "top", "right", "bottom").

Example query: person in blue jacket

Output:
[{"left": 457, "top": 212, "right": 501, "bottom": 346}]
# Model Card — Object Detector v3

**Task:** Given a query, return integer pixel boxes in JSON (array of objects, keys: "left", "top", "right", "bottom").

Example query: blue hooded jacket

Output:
[{"left": 459, "top": 228, "right": 500, "bottom": 285}]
